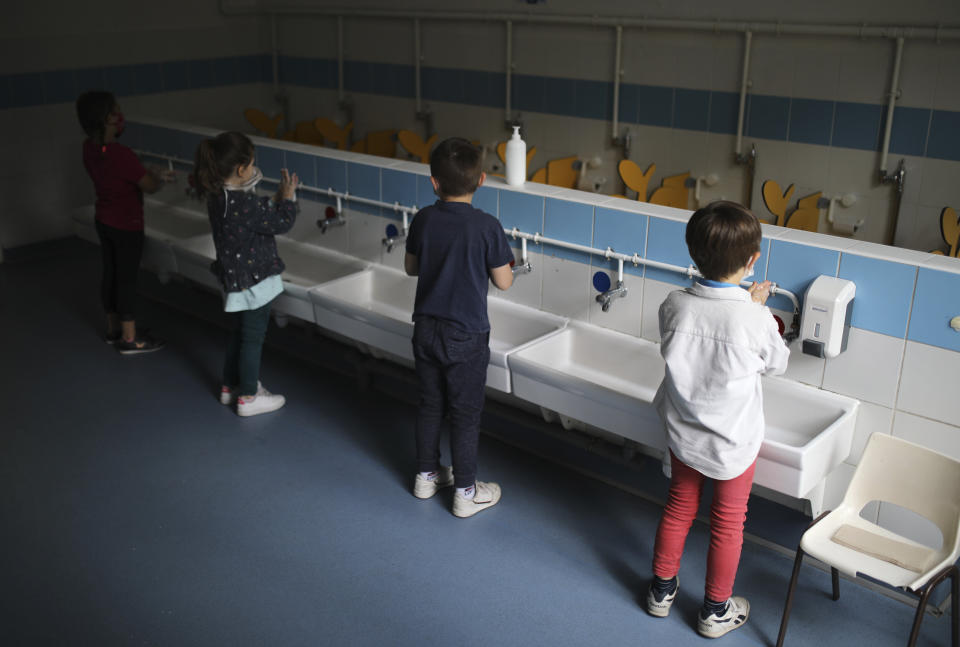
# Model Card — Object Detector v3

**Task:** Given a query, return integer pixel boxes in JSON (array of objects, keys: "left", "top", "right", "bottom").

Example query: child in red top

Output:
[{"left": 76, "top": 91, "right": 173, "bottom": 354}]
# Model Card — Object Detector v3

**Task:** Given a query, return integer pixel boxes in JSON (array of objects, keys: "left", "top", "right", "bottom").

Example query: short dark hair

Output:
[
  {"left": 76, "top": 90, "right": 116, "bottom": 140},
  {"left": 429, "top": 137, "right": 483, "bottom": 198},
  {"left": 685, "top": 201, "right": 762, "bottom": 281}
]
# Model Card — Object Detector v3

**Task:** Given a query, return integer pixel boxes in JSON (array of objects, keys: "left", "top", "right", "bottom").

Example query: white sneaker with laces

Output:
[
  {"left": 697, "top": 596, "right": 750, "bottom": 639},
  {"left": 452, "top": 481, "right": 501, "bottom": 518},
  {"left": 645, "top": 576, "right": 679, "bottom": 617},
  {"left": 236, "top": 383, "right": 285, "bottom": 417},
  {"left": 413, "top": 466, "right": 455, "bottom": 499}
]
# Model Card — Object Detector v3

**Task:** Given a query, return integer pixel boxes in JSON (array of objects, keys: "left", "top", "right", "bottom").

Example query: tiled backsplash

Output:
[{"left": 129, "top": 118, "right": 960, "bottom": 529}]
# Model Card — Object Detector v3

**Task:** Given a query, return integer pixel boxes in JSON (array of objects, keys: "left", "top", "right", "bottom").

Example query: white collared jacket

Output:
[{"left": 652, "top": 282, "right": 790, "bottom": 480}]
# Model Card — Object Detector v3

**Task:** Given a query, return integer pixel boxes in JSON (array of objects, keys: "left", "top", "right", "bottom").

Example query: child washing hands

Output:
[
  {"left": 647, "top": 201, "right": 789, "bottom": 638},
  {"left": 193, "top": 132, "right": 298, "bottom": 417}
]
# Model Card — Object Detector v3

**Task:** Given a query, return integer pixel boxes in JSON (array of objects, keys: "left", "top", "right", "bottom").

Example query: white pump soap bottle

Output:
[{"left": 505, "top": 126, "right": 526, "bottom": 186}]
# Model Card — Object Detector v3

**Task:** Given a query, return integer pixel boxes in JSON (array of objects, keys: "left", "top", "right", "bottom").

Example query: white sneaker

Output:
[
  {"left": 452, "top": 481, "right": 501, "bottom": 518},
  {"left": 220, "top": 385, "right": 236, "bottom": 405},
  {"left": 413, "top": 466, "right": 454, "bottom": 499},
  {"left": 236, "top": 384, "right": 285, "bottom": 417},
  {"left": 645, "top": 576, "right": 679, "bottom": 617},
  {"left": 697, "top": 596, "right": 750, "bottom": 639}
]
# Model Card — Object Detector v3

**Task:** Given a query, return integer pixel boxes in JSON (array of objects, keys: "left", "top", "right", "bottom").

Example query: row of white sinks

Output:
[{"left": 72, "top": 199, "right": 859, "bottom": 514}]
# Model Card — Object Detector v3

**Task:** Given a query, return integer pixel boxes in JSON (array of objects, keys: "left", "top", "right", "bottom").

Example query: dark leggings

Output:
[
  {"left": 95, "top": 220, "right": 144, "bottom": 321},
  {"left": 222, "top": 300, "right": 274, "bottom": 397}
]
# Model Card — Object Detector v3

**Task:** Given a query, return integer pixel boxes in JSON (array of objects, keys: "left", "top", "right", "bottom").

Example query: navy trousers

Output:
[{"left": 412, "top": 316, "right": 490, "bottom": 488}]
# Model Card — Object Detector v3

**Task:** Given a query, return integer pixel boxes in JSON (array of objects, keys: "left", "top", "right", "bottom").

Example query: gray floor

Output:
[{"left": 0, "top": 239, "right": 953, "bottom": 647}]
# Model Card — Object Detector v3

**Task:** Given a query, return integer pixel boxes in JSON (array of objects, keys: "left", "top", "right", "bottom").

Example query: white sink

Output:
[
  {"left": 509, "top": 322, "right": 859, "bottom": 508},
  {"left": 308, "top": 264, "right": 568, "bottom": 391},
  {"left": 170, "top": 235, "right": 368, "bottom": 323},
  {"left": 71, "top": 201, "right": 209, "bottom": 279}
]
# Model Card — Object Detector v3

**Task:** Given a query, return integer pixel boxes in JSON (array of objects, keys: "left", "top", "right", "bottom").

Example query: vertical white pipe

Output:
[
  {"left": 734, "top": 30, "right": 753, "bottom": 157},
  {"left": 505, "top": 20, "right": 512, "bottom": 124},
  {"left": 271, "top": 14, "right": 280, "bottom": 95},
  {"left": 612, "top": 25, "right": 622, "bottom": 142},
  {"left": 521, "top": 237, "right": 527, "bottom": 263},
  {"left": 414, "top": 19, "right": 422, "bottom": 113},
  {"left": 879, "top": 37, "right": 904, "bottom": 174},
  {"left": 337, "top": 15, "right": 345, "bottom": 102}
]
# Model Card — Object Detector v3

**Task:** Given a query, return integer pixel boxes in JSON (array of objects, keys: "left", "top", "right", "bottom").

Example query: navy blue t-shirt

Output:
[{"left": 405, "top": 200, "right": 514, "bottom": 333}]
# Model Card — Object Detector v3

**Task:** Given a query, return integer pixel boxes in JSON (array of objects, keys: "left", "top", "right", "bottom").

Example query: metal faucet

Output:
[
  {"left": 316, "top": 195, "right": 346, "bottom": 234},
  {"left": 512, "top": 260, "right": 533, "bottom": 275},
  {"left": 596, "top": 280, "right": 628, "bottom": 312},
  {"left": 382, "top": 233, "right": 406, "bottom": 253}
]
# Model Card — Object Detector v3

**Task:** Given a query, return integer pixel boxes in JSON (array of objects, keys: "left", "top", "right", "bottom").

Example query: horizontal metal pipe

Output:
[
  {"left": 137, "top": 149, "right": 800, "bottom": 312},
  {"left": 220, "top": 3, "right": 960, "bottom": 41},
  {"left": 505, "top": 229, "right": 801, "bottom": 312}
]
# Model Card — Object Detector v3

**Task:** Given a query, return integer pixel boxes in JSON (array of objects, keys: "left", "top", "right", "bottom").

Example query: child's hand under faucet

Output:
[{"left": 747, "top": 280, "right": 772, "bottom": 305}]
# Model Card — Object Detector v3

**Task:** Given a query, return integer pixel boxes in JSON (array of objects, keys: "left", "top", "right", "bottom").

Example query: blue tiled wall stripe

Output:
[
  {"left": 837, "top": 253, "right": 917, "bottom": 339},
  {"left": 130, "top": 117, "right": 960, "bottom": 354},
  {"left": 6, "top": 55, "right": 955, "bottom": 161},
  {"left": 908, "top": 268, "right": 960, "bottom": 353},
  {"left": 0, "top": 54, "right": 270, "bottom": 109}
]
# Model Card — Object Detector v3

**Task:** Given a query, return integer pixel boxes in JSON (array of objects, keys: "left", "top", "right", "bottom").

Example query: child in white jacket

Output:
[{"left": 647, "top": 201, "right": 790, "bottom": 639}]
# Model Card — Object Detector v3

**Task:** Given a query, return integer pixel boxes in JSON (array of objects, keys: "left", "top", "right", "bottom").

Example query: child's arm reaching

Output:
[{"left": 251, "top": 169, "right": 298, "bottom": 235}]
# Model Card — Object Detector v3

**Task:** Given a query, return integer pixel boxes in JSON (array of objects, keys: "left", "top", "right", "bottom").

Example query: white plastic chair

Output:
[{"left": 776, "top": 432, "right": 960, "bottom": 647}]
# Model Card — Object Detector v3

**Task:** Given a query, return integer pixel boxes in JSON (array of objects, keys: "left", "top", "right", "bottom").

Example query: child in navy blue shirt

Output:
[{"left": 404, "top": 138, "right": 514, "bottom": 518}]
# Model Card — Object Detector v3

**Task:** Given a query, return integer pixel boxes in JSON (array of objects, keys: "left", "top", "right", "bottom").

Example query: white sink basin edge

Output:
[{"left": 508, "top": 321, "right": 859, "bottom": 509}]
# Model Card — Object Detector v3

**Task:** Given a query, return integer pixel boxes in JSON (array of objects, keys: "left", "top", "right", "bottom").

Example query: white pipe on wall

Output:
[
  {"left": 270, "top": 13, "right": 279, "bottom": 95},
  {"left": 611, "top": 25, "right": 623, "bottom": 143},
  {"left": 505, "top": 20, "right": 513, "bottom": 125},
  {"left": 337, "top": 15, "right": 344, "bottom": 102},
  {"left": 611, "top": 25, "right": 623, "bottom": 142},
  {"left": 734, "top": 30, "right": 753, "bottom": 159},
  {"left": 414, "top": 18, "right": 422, "bottom": 114},
  {"left": 879, "top": 36, "right": 905, "bottom": 175},
  {"left": 220, "top": 4, "right": 960, "bottom": 41}
]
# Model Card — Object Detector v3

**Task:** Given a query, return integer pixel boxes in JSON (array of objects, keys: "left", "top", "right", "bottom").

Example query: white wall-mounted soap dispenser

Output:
[{"left": 800, "top": 276, "right": 856, "bottom": 358}]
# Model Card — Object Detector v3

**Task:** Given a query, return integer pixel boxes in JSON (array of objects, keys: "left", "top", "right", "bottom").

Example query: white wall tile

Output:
[
  {"left": 917, "top": 157, "right": 960, "bottom": 210},
  {"left": 822, "top": 328, "right": 905, "bottom": 407},
  {"left": 933, "top": 46, "right": 960, "bottom": 112},
  {"left": 891, "top": 410, "right": 960, "bottom": 461},
  {"left": 540, "top": 255, "right": 591, "bottom": 320},
  {"left": 833, "top": 38, "right": 891, "bottom": 105},
  {"left": 346, "top": 210, "right": 387, "bottom": 264},
  {"left": 639, "top": 278, "right": 677, "bottom": 343},
  {"left": 897, "top": 341, "right": 960, "bottom": 428},
  {"left": 500, "top": 248, "right": 543, "bottom": 309},
  {"left": 781, "top": 337, "right": 826, "bottom": 388},
  {"left": 845, "top": 402, "right": 894, "bottom": 466}
]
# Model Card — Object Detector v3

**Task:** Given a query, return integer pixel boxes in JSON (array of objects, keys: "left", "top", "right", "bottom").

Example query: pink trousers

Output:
[{"left": 652, "top": 451, "right": 756, "bottom": 602}]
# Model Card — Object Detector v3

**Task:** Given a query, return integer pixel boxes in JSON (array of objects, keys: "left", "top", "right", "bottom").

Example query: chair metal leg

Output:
[
  {"left": 776, "top": 547, "right": 806, "bottom": 647},
  {"left": 907, "top": 566, "right": 956, "bottom": 647},
  {"left": 831, "top": 567, "right": 840, "bottom": 601},
  {"left": 951, "top": 565, "right": 958, "bottom": 647}
]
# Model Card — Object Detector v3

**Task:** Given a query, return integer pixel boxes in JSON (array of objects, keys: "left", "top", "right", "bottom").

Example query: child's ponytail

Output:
[{"left": 192, "top": 132, "right": 255, "bottom": 199}]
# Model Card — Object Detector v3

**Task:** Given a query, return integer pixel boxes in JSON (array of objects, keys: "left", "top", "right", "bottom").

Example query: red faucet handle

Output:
[
  {"left": 325, "top": 206, "right": 337, "bottom": 220},
  {"left": 773, "top": 314, "right": 785, "bottom": 336},
  {"left": 509, "top": 258, "right": 516, "bottom": 267}
]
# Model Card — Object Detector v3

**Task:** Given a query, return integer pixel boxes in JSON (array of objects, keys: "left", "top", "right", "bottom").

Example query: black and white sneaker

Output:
[
  {"left": 697, "top": 596, "right": 749, "bottom": 639},
  {"left": 645, "top": 576, "right": 678, "bottom": 617},
  {"left": 116, "top": 335, "right": 165, "bottom": 355}
]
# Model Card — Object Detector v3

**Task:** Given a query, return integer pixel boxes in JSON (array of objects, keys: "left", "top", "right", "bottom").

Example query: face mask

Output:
[
  {"left": 744, "top": 263, "right": 755, "bottom": 280},
  {"left": 111, "top": 111, "right": 125, "bottom": 136},
  {"left": 226, "top": 166, "right": 263, "bottom": 193}
]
